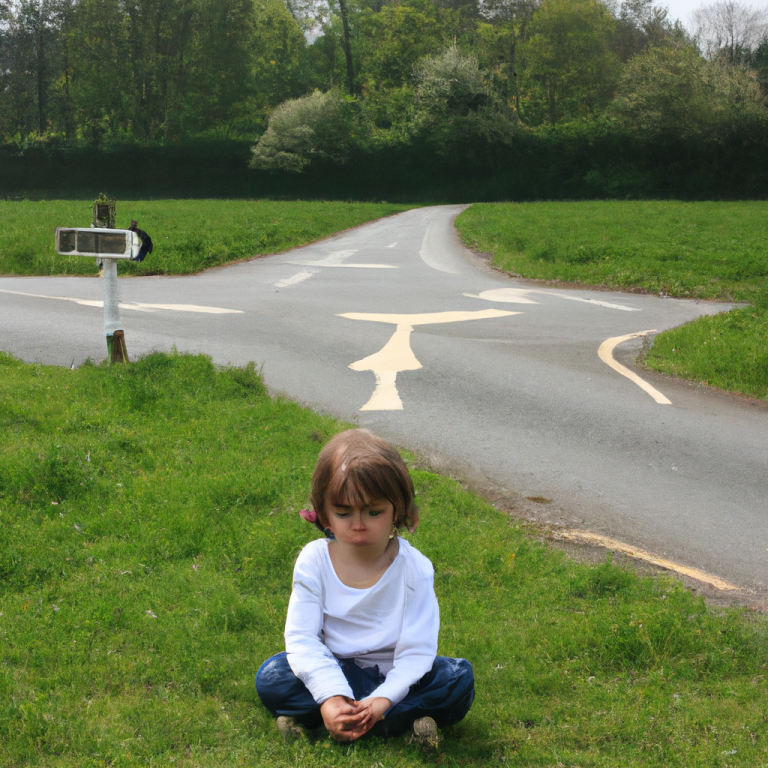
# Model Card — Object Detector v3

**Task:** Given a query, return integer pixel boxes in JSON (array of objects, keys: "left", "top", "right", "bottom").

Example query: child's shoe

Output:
[
  {"left": 276, "top": 716, "right": 325, "bottom": 744},
  {"left": 410, "top": 716, "right": 439, "bottom": 749},
  {"left": 276, "top": 716, "right": 307, "bottom": 744}
]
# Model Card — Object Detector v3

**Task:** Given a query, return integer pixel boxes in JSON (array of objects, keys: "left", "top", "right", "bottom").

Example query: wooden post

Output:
[{"left": 110, "top": 330, "right": 128, "bottom": 363}]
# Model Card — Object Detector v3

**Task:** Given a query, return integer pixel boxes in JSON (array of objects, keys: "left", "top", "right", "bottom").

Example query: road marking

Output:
[
  {"left": 0, "top": 289, "right": 242, "bottom": 314},
  {"left": 286, "top": 249, "right": 396, "bottom": 271},
  {"left": 555, "top": 529, "right": 740, "bottom": 591},
  {"left": 598, "top": 330, "right": 671, "bottom": 405},
  {"left": 339, "top": 309, "right": 518, "bottom": 410},
  {"left": 465, "top": 287, "right": 639, "bottom": 311},
  {"left": 387, "top": 242, "right": 398, "bottom": 248},
  {"left": 273, "top": 271, "right": 317, "bottom": 288},
  {"left": 420, "top": 224, "right": 464, "bottom": 274},
  {"left": 290, "top": 262, "right": 397, "bottom": 269},
  {"left": 464, "top": 288, "right": 540, "bottom": 304}
]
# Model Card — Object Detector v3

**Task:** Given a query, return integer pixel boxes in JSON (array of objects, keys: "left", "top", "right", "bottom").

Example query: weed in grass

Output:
[
  {"left": 0, "top": 199, "right": 413, "bottom": 277},
  {"left": 1, "top": 352, "right": 767, "bottom": 766}
]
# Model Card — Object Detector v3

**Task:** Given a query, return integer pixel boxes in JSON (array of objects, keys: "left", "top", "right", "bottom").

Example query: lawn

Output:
[
  {"left": 456, "top": 201, "right": 768, "bottom": 401},
  {"left": 1, "top": 352, "right": 767, "bottom": 767},
  {"left": 0, "top": 199, "right": 413, "bottom": 277}
]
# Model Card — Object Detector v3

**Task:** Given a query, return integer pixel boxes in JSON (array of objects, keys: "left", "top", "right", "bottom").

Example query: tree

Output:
[
  {"left": 609, "top": 43, "right": 766, "bottom": 135},
  {"left": 475, "top": 0, "right": 537, "bottom": 114},
  {"left": 692, "top": 0, "right": 768, "bottom": 64},
  {"left": 611, "top": 0, "right": 681, "bottom": 62},
  {"left": 0, "top": 0, "right": 65, "bottom": 138},
  {"left": 250, "top": 0, "right": 311, "bottom": 118},
  {"left": 520, "top": 0, "right": 619, "bottom": 123},
  {"left": 357, "top": 3, "right": 446, "bottom": 91}
]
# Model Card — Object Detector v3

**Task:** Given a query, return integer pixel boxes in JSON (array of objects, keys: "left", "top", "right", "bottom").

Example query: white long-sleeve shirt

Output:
[{"left": 284, "top": 537, "right": 439, "bottom": 707}]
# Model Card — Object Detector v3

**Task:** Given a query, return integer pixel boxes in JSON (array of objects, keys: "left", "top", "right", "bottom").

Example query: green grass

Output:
[
  {"left": 1, "top": 351, "right": 767, "bottom": 767},
  {"left": 644, "top": 304, "right": 768, "bottom": 399},
  {"left": 456, "top": 201, "right": 768, "bottom": 400},
  {"left": 455, "top": 201, "right": 768, "bottom": 304},
  {"left": 0, "top": 200, "right": 413, "bottom": 277}
]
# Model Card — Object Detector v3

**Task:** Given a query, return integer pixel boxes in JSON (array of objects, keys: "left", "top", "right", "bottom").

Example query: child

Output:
[{"left": 256, "top": 429, "right": 474, "bottom": 745}]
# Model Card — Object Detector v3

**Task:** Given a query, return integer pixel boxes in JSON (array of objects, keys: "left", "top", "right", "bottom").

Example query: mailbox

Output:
[{"left": 55, "top": 227, "right": 139, "bottom": 260}]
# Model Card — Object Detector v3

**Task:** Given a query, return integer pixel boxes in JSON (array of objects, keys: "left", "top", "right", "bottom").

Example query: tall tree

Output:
[
  {"left": 692, "top": 0, "right": 768, "bottom": 64},
  {"left": 520, "top": 0, "right": 619, "bottom": 123},
  {"left": 476, "top": 0, "right": 537, "bottom": 113},
  {"left": 612, "top": 0, "right": 677, "bottom": 62},
  {"left": 337, "top": 0, "right": 356, "bottom": 93}
]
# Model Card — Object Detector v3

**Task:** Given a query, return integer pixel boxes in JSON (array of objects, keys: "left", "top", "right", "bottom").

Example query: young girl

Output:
[{"left": 256, "top": 429, "right": 474, "bottom": 744}]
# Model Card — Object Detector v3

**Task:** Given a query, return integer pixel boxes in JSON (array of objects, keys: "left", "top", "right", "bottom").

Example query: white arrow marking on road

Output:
[
  {"left": 465, "top": 287, "right": 639, "bottom": 311},
  {"left": 598, "top": 330, "right": 671, "bottom": 405},
  {"left": 273, "top": 270, "right": 318, "bottom": 288},
  {"left": 339, "top": 309, "right": 519, "bottom": 411},
  {"left": 0, "top": 289, "right": 243, "bottom": 314}
]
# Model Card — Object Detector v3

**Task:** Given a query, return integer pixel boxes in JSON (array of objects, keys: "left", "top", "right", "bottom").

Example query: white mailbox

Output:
[
  {"left": 54, "top": 225, "right": 138, "bottom": 362},
  {"left": 55, "top": 227, "right": 140, "bottom": 260}
]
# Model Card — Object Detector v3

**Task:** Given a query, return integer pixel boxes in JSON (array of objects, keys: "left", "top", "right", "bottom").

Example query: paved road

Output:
[{"left": 2, "top": 205, "right": 766, "bottom": 592}]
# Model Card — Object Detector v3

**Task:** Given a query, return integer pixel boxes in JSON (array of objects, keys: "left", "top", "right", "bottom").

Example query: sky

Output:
[{"left": 663, "top": 0, "right": 768, "bottom": 29}]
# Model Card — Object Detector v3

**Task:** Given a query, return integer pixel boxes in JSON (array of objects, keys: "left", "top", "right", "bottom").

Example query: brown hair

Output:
[{"left": 310, "top": 429, "right": 417, "bottom": 531}]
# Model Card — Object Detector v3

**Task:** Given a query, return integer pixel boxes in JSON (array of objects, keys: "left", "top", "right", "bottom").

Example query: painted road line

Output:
[
  {"left": 555, "top": 529, "right": 740, "bottom": 591},
  {"left": 419, "top": 223, "right": 464, "bottom": 274},
  {"left": 598, "top": 330, "right": 672, "bottom": 405},
  {"left": 339, "top": 309, "right": 518, "bottom": 410},
  {"left": 272, "top": 271, "right": 317, "bottom": 288},
  {"left": 465, "top": 287, "right": 639, "bottom": 311},
  {"left": 287, "top": 249, "right": 396, "bottom": 270},
  {"left": 464, "top": 289, "right": 540, "bottom": 304},
  {"left": 289, "top": 262, "right": 397, "bottom": 269},
  {"left": 547, "top": 291, "right": 640, "bottom": 311},
  {"left": 0, "top": 289, "right": 243, "bottom": 314},
  {"left": 126, "top": 302, "right": 243, "bottom": 314}
]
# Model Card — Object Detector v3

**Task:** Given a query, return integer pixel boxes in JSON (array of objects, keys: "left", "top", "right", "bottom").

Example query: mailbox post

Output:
[{"left": 55, "top": 226, "right": 140, "bottom": 363}]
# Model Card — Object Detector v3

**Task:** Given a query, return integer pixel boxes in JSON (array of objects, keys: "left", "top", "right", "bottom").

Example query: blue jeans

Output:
[{"left": 256, "top": 652, "right": 474, "bottom": 737}]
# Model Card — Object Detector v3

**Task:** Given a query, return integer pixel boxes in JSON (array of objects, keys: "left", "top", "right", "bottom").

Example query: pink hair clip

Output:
[{"left": 299, "top": 509, "right": 317, "bottom": 523}]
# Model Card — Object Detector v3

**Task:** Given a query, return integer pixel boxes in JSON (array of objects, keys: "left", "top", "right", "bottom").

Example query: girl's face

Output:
[{"left": 325, "top": 497, "right": 395, "bottom": 550}]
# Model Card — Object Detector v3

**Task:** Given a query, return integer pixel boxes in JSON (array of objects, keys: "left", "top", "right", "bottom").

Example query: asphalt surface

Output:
[{"left": 2, "top": 205, "right": 766, "bottom": 593}]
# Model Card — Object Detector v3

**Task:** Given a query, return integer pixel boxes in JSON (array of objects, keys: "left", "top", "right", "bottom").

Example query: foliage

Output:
[
  {"left": 1, "top": 351, "right": 767, "bottom": 766},
  {"left": 0, "top": 199, "right": 413, "bottom": 276},
  {"left": 692, "top": 0, "right": 768, "bottom": 65},
  {"left": 4, "top": 0, "right": 768, "bottom": 199},
  {"left": 413, "top": 45, "right": 490, "bottom": 119},
  {"left": 0, "top": 0, "right": 312, "bottom": 144},
  {"left": 249, "top": 89, "right": 362, "bottom": 172},
  {"left": 519, "top": 0, "right": 620, "bottom": 123},
  {"left": 611, "top": 0, "right": 686, "bottom": 62},
  {"left": 610, "top": 44, "right": 767, "bottom": 136}
]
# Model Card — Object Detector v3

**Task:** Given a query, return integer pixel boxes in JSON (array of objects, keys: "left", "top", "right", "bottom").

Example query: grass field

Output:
[
  {"left": 0, "top": 200, "right": 413, "bottom": 277},
  {"left": 456, "top": 201, "right": 768, "bottom": 401},
  {"left": 1, "top": 352, "right": 767, "bottom": 767}
]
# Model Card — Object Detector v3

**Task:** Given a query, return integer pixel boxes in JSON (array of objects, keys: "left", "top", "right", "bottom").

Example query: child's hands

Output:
[
  {"left": 320, "top": 695, "right": 391, "bottom": 742},
  {"left": 320, "top": 696, "right": 367, "bottom": 741}
]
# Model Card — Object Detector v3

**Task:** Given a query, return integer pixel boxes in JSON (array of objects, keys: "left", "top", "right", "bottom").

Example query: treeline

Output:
[{"left": 2, "top": 0, "right": 768, "bottom": 199}]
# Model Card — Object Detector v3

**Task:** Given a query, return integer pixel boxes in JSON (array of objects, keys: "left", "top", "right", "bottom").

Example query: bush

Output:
[{"left": 249, "top": 90, "right": 362, "bottom": 172}]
